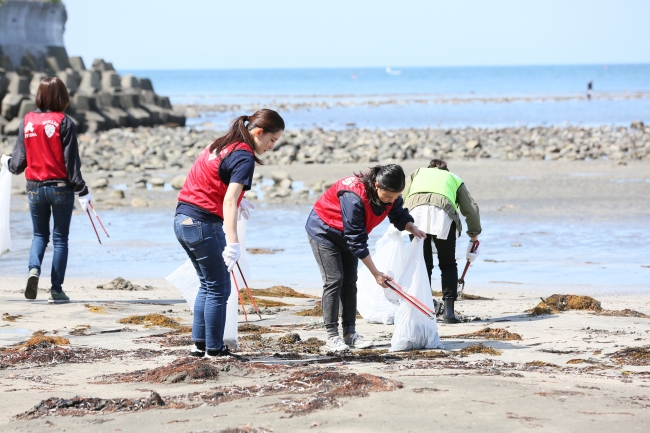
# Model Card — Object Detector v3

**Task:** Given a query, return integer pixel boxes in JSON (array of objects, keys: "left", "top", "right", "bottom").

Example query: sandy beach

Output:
[{"left": 1, "top": 157, "right": 649, "bottom": 431}]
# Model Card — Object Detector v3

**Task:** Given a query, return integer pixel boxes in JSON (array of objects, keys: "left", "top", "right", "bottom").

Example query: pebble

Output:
[{"left": 131, "top": 197, "right": 148, "bottom": 207}]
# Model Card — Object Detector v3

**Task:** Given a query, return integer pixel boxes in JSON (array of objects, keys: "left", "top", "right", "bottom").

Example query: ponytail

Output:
[
  {"left": 209, "top": 109, "right": 285, "bottom": 164},
  {"left": 356, "top": 164, "right": 406, "bottom": 207}
]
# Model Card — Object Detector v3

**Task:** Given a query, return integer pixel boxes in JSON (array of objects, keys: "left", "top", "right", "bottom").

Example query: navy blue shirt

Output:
[
  {"left": 305, "top": 192, "right": 414, "bottom": 259},
  {"left": 176, "top": 150, "right": 255, "bottom": 223}
]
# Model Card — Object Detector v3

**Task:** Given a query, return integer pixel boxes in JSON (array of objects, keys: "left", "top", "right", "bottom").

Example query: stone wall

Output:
[{"left": 0, "top": 0, "right": 185, "bottom": 134}]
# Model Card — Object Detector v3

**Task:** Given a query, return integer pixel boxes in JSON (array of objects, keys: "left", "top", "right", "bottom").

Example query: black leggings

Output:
[{"left": 410, "top": 221, "right": 458, "bottom": 300}]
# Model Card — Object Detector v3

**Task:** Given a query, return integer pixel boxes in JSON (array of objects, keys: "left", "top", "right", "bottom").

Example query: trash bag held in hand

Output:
[
  {"left": 166, "top": 217, "right": 251, "bottom": 349},
  {"left": 357, "top": 225, "right": 405, "bottom": 325},
  {"left": 0, "top": 162, "right": 12, "bottom": 256},
  {"left": 389, "top": 238, "right": 444, "bottom": 352}
]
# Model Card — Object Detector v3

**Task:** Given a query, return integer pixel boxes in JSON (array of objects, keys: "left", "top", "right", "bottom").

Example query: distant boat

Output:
[{"left": 385, "top": 67, "right": 402, "bottom": 76}]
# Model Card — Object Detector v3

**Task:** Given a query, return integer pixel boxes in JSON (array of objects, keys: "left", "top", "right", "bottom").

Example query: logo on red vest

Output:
[
  {"left": 44, "top": 124, "right": 55, "bottom": 138},
  {"left": 341, "top": 176, "right": 355, "bottom": 186},
  {"left": 25, "top": 121, "right": 37, "bottom": 138}
]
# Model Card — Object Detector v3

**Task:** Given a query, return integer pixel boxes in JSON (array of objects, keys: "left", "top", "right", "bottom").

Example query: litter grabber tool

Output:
[
  {"left": 89, "top": 202, "right": 110, "bottom": 238},
  {"left": 458, "top": 240, "right": 480, "bottom": 297},
  {"left": 236, "top": 262, "right": 263, "bottom": 320},
  {"left": 232, "top": 271, "right": 249, "bottom": 323},
  {"left": 86, "top": 209, "right": 102, "bottom": 244},
  {"left": 385, "top": 280, "right": 436, "bottom": 320}
]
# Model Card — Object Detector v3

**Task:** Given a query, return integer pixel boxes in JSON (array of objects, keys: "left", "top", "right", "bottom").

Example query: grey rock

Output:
[
  {"left": 121, "top": 74, "right": 140, "bottom": 89},
  {"left": 101, "top": 71, "right": 121, "bottom": 90},
  {"left": 17, "top": 99, "right": 35, "bottom": 119},
  {"left": 8, "top": 75, "right": 29, "bottom": 95},
  {"left": 79, "top": 70, "right": 101, "bottom": 93},
  {"left": 271, "top": 170, "right": 291, "bottom": 183},
  {"left": 110, "top": 189, "right": 125, "bottom": 199},
  {"left": 170, "top": 175, "right": 186, "bottom": 190},
  {"left": 1, "top": 93, "right": 28, "bottom": 120},
  {"left": 69, "top": 56, "right": 86, "bottom": 72},
  {"left": 29, "top": 73, "right": 47, "bottom": 95},
  {"left": 91, "top": 178, "right": 109, "bottom": 189},
  {"left": 150, "top": 177, "right": 165, "bottom": 187}
]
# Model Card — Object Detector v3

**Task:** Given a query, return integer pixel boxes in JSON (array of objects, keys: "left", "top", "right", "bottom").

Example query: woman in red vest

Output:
[
  {"left": 2, "top": 77, "right": 91, "bottom": 304},
  {"left": 306, "top": 164, "right": 426, "bottom": 352},
  {"left": 175, "top": 109, "right": 284, "bottom": 358}
]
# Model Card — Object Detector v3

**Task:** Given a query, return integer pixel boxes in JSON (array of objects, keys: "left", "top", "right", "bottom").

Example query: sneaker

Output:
[
  {"left": 48, "top": 290, "right": 70, "bottom": 304},
  {"left": 25, "top": 268, "right": 39, "bottom": 300},
  {"left": 323, "top": 336, "right": 350, "bottom": 352},
  {"left": 206, "top": 345, "right": 248, "bottom": 361},
  {"left": 443, "top": 315, "right": 462, "bottom": 324},
  {"left": 190, "top": 343, "right": 205, "bottom": 358},
  {"left": 344, "top": 333, "right": 373, "bottom": 349}
]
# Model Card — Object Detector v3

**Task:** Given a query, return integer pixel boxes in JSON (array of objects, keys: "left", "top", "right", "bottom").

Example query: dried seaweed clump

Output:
[
  {"left": 278, "top": 333, "right": 301, "bottom": 344},
  {"left": 8, "top": 334, "right": 70, "bottom": 352},
  {"left": 92, "top": 357, "right": 222, "bottom": 384},
  {"left": 527, "top": 294, "right": 602, "bottom": 316},
  {"left": 459, "top": 343, "right": 502, "bottom": 357},
  {"left": 525, "top": 361, "right": 560, "bottom": 368},
  {"left": 219, "top": 426, "right": 273, "bottom": 433},
  {"left": 432, "top": 291, "right": 492, "bottom": 300},
  {"left": 609, "top": 346, "right": 650, "bottom": 366},
  {"left": 444, "top": 327, "right": 522, "bottom": 341},
  {"left": 239, "top": 334, "right": 325, "bottom": 355},
  {"left": 238, "top": 324, "right": 277, "bottom": 334},
  {"left": 598, "top": 309, "right": 650, "bottom": 319},
  {"left": 239, "top": 290, "right": 293, "bottom": 307},
  {"left": 248, "top": 286, "right": 317, "bottom": 299},
  {"left": 118, "top": 314, "right": 183, "bottom": 329},
  {"left": 295, "top": 305, "right": 323, "bottom": 317},
  {"left": 84, "top": 304, "right": 106, "bottom": 314},
  {"left": 96, "top": 277, "right": 153, "bottom": 291},
  {"left": 16, "top": 391, "right": 168, "bottom": 420},
  {"left": 2, "top": 313, "right": 22, "bottom": 322},
  {"left": 398, "top": 350, "right": 450, "bottom": 360}
]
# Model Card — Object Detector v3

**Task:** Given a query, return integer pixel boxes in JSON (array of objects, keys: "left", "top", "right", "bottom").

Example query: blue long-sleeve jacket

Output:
[{"left": 305, "top": 192, "right": 413, "bottom": 259}]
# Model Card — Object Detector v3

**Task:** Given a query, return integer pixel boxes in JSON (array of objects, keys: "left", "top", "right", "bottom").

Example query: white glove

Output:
[
  {"left": 77, "top": 194, "right": 93, "bottom": 212},
  {"left": 466, "top": 240, "right": 480, "bottom": 262},
  {"left": 238, "top": 198, "right": 256, "bottom": 221},
  {"left": 1, "top": 154, "right": 10, "bottom": 168},
  {"left": 222, "top": 243, "right": 241, "bottom": 272}
]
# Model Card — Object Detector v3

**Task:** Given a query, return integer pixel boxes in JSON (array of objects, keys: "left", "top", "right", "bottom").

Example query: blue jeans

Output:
[
  {"left": 27, "top": 185, "right": 74, "bottom": 292},
  {"left": 174, "top": 213, "right": 231, "bottom": 351}
]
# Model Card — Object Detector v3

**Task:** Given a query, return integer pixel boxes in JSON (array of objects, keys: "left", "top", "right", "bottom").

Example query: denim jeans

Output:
[
  {"left": 174, "top": 213, "right": 230, "bottom": 351},
  {"left": 27, "top": 185, "right": 74, "bottom": 292},
  {"left": 308, "top": 236, "right": 358, "bottom": 338}
]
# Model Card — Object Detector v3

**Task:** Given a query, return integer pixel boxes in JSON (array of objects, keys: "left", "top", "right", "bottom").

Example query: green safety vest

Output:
[{"left": 406, "top": 168, "right": 464, "bottom": 209}]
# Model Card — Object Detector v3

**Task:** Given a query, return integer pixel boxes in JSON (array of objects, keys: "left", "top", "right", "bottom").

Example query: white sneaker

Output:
[
  {"left": 324, "top": 336, "right": 350, "bottom": 352},
  {"left": 344, "top": 333, "right": 373, "bottom": 349}
]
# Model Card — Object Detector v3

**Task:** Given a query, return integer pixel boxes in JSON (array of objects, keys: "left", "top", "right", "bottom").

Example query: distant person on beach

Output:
[
  {"left": 175, "top": 109, "right": 284, "bottom": 358},
  {"left": 587, "top": 79, "right": 593, "bottom": 100},
  {"left": 306, "top": 164, "right": 426, "bottom": 352},
  {"left": 403, "top": 159, "right": 482, "bottom": 323},
  {"left": 1, "top": 77, "right": 91, "bottom": 304}
]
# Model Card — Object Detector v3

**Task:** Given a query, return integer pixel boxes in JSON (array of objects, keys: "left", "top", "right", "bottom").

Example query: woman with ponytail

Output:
[
  {"left": 306, "top": 164, "right": 426, "bottom": 351},
  {"left": 175, "top": 109, "right": 284, "bottom": 358}
]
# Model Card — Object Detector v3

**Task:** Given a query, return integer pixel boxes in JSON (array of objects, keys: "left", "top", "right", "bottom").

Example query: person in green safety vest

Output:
[{"left": 403, "top": 159, "right": 482, "bottom": 323}]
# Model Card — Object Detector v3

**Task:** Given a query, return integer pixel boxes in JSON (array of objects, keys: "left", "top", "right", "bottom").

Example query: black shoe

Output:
[
  {"left": 190, "top": 342, "right": 206, "bottom": 357},
  {"left": 442, "top": 298, "right": 461, "bottom": 323},
  {"left": 206, "top": 345, "right": 248, "bottom": 361},
  {"left": 443, "top": 315, "right": 462, "bottom": 324}
]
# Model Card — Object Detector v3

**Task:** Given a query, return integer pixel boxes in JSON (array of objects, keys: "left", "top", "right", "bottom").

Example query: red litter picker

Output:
[
  {"left": 385, "top": 280, "right": 436, "bottom": 320},
  {"left": 458, "top": 240, "right": 480, "bottom": 297},
  {"left": 231, "top": 263, "right": 263, "bottom": 322},
  {"left": 86, "top": 202, "right": 109, "bottom": 244}
]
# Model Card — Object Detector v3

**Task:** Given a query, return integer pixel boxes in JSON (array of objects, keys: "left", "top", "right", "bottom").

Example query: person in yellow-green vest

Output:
[{"left": 403, "top": 159, "right": 482, "bottom": 324}]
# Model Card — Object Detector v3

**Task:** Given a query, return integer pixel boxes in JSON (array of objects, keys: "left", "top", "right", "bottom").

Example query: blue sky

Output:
[{"left": 63, "top": 0, "right": 650, "bottom": 70}]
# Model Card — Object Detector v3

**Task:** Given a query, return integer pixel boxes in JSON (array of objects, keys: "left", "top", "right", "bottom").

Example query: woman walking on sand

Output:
[
  {"left": 403, "top": 159, "right": 482, "bottom": 324},
  {"left": 175, "top": 109, "right": 284, "bottom": 358},
  {"left": 306, "top": 164, "right": 426, "bottom": 352},
  {"left": 1, "top": 77, "right": 92, "bottom": 304}
]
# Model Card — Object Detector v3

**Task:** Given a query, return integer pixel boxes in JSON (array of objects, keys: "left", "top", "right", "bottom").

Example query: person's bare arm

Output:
[{"left": 223, "top": 182, "right": 244, "bottom": 243}]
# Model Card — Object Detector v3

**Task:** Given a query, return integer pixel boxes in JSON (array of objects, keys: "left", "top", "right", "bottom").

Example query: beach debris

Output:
[
  {"left": 598, "top": 309, "right": 650, "bottom": 318},
  {"left": 432, "top": 291, "right": 492, "bottom": 301},
  {"left": 238, "top": 324, "right": 280, "bottom": 334},
  {"left": 525, "top": 361, "right": 560, "bottom": 368},
  {"left": 527, "top": 294, "right": 602, "bottom": 316},
  {"left": 83, "top": 304, "right": 106, "bottom": 314},
  {"left": 239, "top": 290, "right": 293, "bottom": 307},
  {"left": 246, "top": 248, "right": 284, "bottom": 254},
  {"left": 69, "top": 325, "right": 92, "bottom": 336},
  {"left": 459, "top": 343, "right": 502, "bottom": 357},
  {"left": 246, "top": 286, "right": 317, "bottom": 299},
  {"left": 3, "top": 333, "right": 70, "bottom": 352},
  {"left": 96, "top": 277, "right": 153, "bottom": 291},
  {"left": 296, "top": 306, "right": 323, "bottom": 317},
  {"left": 117, "top": 314, "right": 183, "bottom": 329},
  {"left": 91, "top": 358, "right": 223, "bottom": 384},
  {"left": 134, "top": 329, "right": 192, "bottom": 347},
  {"left": 219, "top": 425, "right": 273, "bottom": 433},
  {"left": 2, "top": 313, "right": 22, "bottom": 322},
  {"left": 278, "top": 333, "right": 301, "bottom": 344},
  {"left": 442, "top": 327, "right": 522, "bottom": 341},
  {"left": 413, "top": 387, "right": 448, "bottom": 393},
  {"left": 238, "top": 334, "right": 325, "bottom": 356},
  {"left": 609, "top": 345, "right": 650, "bottom": 366}
]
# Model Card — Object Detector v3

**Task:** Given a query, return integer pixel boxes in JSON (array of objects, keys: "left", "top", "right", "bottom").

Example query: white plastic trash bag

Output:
[
  {"left": 165, "top": 216, "right": 251, "bottom": 349},
  {"left": 357, "top": 225, "right": 404, "bottom": 325},
  {"left": 0, "top": 161, "right": 12, "bottom": 256},
  {"left": 389, "top": 238, "right": 444, "bottom": 352}
]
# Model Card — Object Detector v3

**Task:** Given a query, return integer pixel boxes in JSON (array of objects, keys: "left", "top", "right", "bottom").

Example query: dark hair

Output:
[
  {"left": 428, "top": 159, "right": 449, "bottom": 171},
  {"left": 356, "top": 164, "right": 406, "bottom": 206},
  {"left": 35, "top": 77, "right": 70, "bottom": 112},
  {"left": 209, "top": 108, "right": 285, "bottom": 164}
]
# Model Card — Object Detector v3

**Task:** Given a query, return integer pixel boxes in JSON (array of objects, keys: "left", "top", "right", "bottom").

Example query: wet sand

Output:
[{"left": 1, "top": 159, "right": 650, "bottom": 431}]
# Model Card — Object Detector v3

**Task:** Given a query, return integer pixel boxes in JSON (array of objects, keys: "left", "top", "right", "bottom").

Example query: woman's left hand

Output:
[{"left": 406, "top": 222, "right": 426, "bottom": 239}]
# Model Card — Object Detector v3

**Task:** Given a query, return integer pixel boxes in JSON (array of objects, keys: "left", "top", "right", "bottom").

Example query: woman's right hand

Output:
[{"left": 373, "top": 271, "right": 393, "bottom": 288}]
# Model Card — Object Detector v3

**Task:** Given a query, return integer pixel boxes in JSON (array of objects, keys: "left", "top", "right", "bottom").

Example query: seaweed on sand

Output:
[
  {"left": 443, "top": 327, "right": 522, "bottom": 341},
  {"left": 84, "top": 304, "right": 106, "bottom": 314},
  {"left": 609, "top": 346, "right": 650, "bottom": 366},
  {"left": 91, "top": 358, "right": 226, "bottom": 384},
  {"left": 2, "top": 313, "right": 22, "bottom": 322},
  {"left": 432, "top": 291, "right": 492, "bottom": 301},
  {"left": 459, "top": 343, "right": 502, "bottom": 357},
  {"left": 295, "top": 305, "right": 323, "bottom": 317},
  {"left": 239, "top": 290, "right": 293, "bottom": 307},
  {"left": 238, "top": 324, "right": 280, "bottom": 334},
  {"left": 598, "top": 309, "right": 650, "bottom": 318},
  {"left": 246, "top": 286, "right": 317, "bottom": 299},
  {"left": 4, "top": 333, "right": 70, "bottom": 352},
  {"left": 219, "top": 426, "right": 273, "bottom": 433},
  {"left": 525, "top": 361, "right": 560, "bottom": 368},
  {"left": 118, "top": 314, "right": 183, "bottom": 329},
  {"left": 527, "top": 294, "right": 602, "bottom": 316},
  {"left": 239, "top": 333, "right": 325, "bottom": 355}
]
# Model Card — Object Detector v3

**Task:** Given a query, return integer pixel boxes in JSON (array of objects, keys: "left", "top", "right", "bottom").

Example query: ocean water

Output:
[
  {"left": 124, "top": 65, "right": 650, "bottom": 129},
  {"left": 3, "top": 206, "right": 649, "bottom": 295}
]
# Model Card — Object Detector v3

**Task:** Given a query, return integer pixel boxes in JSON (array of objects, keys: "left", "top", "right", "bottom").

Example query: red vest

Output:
[
  {"left": 23, "top": 111, "right": 67, "bottom": 181},
  {"left": 177, "top": 142, "right": 253, "bottom": 218},
  {"left": 314, "top": 176, "right": 393, "bottom": 233}
]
